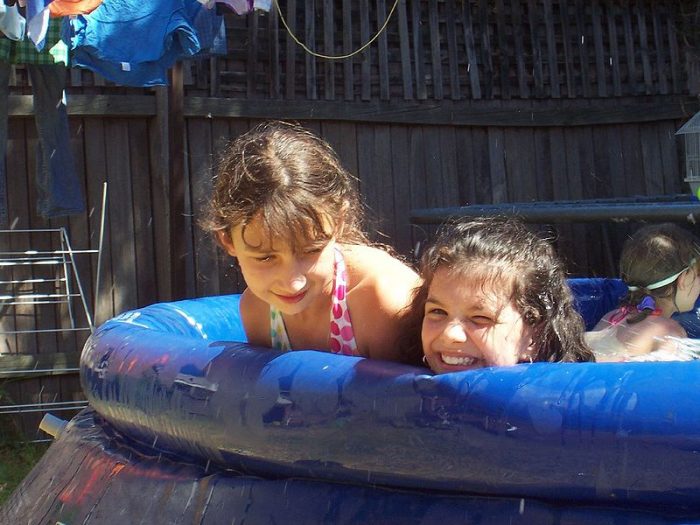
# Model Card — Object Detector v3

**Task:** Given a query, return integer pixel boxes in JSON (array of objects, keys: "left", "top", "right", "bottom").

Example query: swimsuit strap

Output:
[
  {"left": 270, "top": 306, "right": 292, "bottom": 352},
  {"left": 607, "top": 306, "right": 632, "bottom": 326},
  {"left": 607, "top": 297, "right": 662, "bottom": 326},
  {"left": 329, "top": 247, "right": 358, "bottom": 356}
]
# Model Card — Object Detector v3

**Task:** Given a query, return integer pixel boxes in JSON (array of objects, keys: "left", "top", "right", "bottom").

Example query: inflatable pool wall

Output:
[{"left": 4, "top": 278, "right": 700, "bottom": 524}]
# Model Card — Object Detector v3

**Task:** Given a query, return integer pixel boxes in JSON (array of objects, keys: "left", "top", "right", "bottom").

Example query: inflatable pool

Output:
[{"left": 4, "top": 278, "right": 700, "bottom": 524}]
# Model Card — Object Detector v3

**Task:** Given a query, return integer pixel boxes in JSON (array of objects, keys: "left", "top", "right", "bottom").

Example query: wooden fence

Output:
[{"left": 2, "top": 0, "right": 700, "bottom": 438}]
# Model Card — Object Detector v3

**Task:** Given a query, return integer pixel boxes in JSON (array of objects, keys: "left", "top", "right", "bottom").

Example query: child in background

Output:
[
  {"left": 405, "top": 217, "right": 594, "bottom": 374},
  {"left": 202, "top": 121, "right": 420, "bottom": 362},
  {"left": 586, "top": 223, "right": 700, "bottom": 362}
]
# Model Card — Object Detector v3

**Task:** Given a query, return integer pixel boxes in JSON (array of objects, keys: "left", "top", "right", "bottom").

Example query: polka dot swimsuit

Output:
[{"left": 269, "top": 248, "right": 358, "bottom": 355}]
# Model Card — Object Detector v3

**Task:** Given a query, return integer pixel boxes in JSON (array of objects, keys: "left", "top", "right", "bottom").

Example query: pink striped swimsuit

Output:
[{"left": 269, "top": 248, "right": 359, "bottom": 356}]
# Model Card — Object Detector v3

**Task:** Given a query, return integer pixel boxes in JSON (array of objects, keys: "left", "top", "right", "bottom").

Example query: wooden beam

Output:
[
  {"left": 0, "top": 351, "right": 81, "bottom": 378},
  {"left": 410, "top": 195, "right": 700, "bottom": 225},
  {"left": 8, "top": 94, "right": 157, "bottom": 117},
  {"left": 169, "top": 63, "right": 187, "bottom": 301},
  {"left": 183, "top": 96, "right": 700, "bottom": 127}
]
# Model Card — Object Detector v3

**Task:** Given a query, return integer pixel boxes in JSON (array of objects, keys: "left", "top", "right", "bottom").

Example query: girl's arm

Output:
[
  {"left": 239, "top": 289, "right": 273, "bottom": 347},
  {"left": 622, "top": 317, "right": 687, "bottom": 357}
]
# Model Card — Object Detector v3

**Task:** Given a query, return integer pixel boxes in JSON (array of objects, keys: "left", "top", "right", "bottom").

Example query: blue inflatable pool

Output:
[{"left": 3, "top": 278, "right": 700, "bottom": 524}]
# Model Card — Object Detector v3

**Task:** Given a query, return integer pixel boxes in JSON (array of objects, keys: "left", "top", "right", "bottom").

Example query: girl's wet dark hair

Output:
[
  {"left": 401, "top": 216, "right": 594, "bottom": 366},
  {"left": 620, "top": 223, "right": 700, "bottom": 324},
  {"left": 202, "top": 120, "right": 368, "bottom": 248}
]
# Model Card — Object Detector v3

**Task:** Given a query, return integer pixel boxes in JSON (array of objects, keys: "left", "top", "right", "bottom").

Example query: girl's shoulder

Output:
[
  {"left": 638, "top": 315, "right": 687, "bottom": 339},
  {"left": 340, "top": 244, "right": 418, "bottom": 280}
]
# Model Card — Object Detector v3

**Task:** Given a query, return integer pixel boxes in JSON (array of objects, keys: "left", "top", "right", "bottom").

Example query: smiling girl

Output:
[
  {"left": 202, "top": 121, "right": 420, "bottom": 361},
  {"left": 406, "top": 217, "right": 594, "bottom": 373}
]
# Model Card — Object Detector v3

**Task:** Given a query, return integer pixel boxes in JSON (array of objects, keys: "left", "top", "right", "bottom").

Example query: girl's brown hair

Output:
[
  {"left": 620, "top": 223, "right": 700, "bottom": 324},
  {"left": 202, "top": 121, "right": 368, "bottom": 248}
]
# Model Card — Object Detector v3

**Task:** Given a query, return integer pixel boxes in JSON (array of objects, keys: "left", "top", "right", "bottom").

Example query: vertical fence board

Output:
[
  {"left": 667, "top": 12, "right": 681, "bottom": 93},
  {"left": 305, "top": 0, "right": 318, "bottom": 100},
  {"left": 105, "top": 119, "right": 137, "bottom": 314},
  {"left": 247, "top": 12, "right": 259, "bottom": 99},
  {"left": 412, "top": 0, "right": 427, "bottom": 99},
  {"left": 471, "top": 127, "right": 492, "bottom": 205},
  {"left": 659, "top": 121, "right": 682, "bottom": 195},
  {"left": 428, "top": 0, "right": 444, "bottom": 100},
  {"left": 488, "top": 127, "right": 507, "bottom": 202},
  {"left": 356, "top": 125, "right": 380, "bottom": 236},
  {"left": 444, "top": 0, "right": 461, "bottom": 100},
  {"left": 651, "top": 7, "right": 668, "bottom": 95},
  {"left": 323, "top": 0, "right": 335, "bottom": 100},
  {"left": 129, "top": 120, "right": 157, "bottom": 306},
  {"left": 377, "top": 0, "right": 391, "bottom": 100},
  {"left": 187, "top": 119, "right": 219, "bottom": 298},
  {"left": 269, "top": 5, "right": 281, "bottom": 99},
  {"left": 505, "top": 127, "right": 538, "bottom": 202},
  {"left": 374, "top": 125, "right": 396, "bottom": 240},
  {"left": 67, "top": 118, "right": 92, "bottom": 339},
  {"left": 454, "top": 127, "right": 476, "bottom": 204},
  {"left": 408, "top": 126, "right": 428, "bottom": 250},
  {"left": 606, "top": 3, "right": 622, "bottom": 96},
  {"left": 149, "top": 88, "right": 171, "bottom": 302},
  {"left": 461, "top": 0, "right": 481, "bottom": 99},
  {"left": 511, "top": 0, "right": 529, "bottom": 98},
  {"left": 342, "top": 0, "right": 355, "bottom": 101},
  {"left": 533, "top": 127, "right": 553, "bottom": 200},
  {"left": 639, "top": 123, "right": 664, "bottom": 196},
  {"left": 543, "top": 0, "right": 561, "bottom": 98},
  {"left": 397, "top": 0, "right": 413, "bottom": 100},
  {"left": 285, "top": 0, "right": 297, "bottom": 99},
  {"left": 635, "top": 2, "right": 653, "bottom": 95},
  {"left": 622, "top": 8, "right": 637, "bottom": 94},
  {"left": 528, "top": 0, "right": 545, "bottom": 98},
  {"left": 389, "top": 125, "right": 413, "bottom": 256},
  {"left": 4, "top": 119, "right": 31, "bottom": 437},
  {"left": 574, "top": 0, "right": 591, "bottom": 97},
  {"left": 591, "top": 0, "right": 607, "bottom": 97},
  {"left": 621, "top": 124, "right": 645, "bottom": 196},
  {"left": 438, "top": 126, "right": 460, "bottom": 207},
  {"left": 559, "top": 0, "right": 576, "bottom": 97},
  {"left": 494, "top": 0, "right": 510, "bottom": 99}
]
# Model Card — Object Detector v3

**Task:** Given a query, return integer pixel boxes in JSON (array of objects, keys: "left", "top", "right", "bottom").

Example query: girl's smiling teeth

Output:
[{"left": 441, "top": 354, "right": 477, "bottom": 366}]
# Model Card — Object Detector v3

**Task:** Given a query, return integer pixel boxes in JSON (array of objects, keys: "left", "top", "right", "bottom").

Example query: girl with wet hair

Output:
[
  {"left": 587, "top": 223, "right": 700, "bottom": 361},
  {"left": 202, "top": 120, "right": 420, "bottom": 362},
  {"left": 402, "top": 216, "right": 594, "bottom": 373}
]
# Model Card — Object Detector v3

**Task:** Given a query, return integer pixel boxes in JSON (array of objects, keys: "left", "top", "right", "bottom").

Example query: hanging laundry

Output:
[
  {"left": 64, "top": 0, "right": 226, "bottom": 87},
  {"left": 0, "top": 18, "right": 85, "bottom": 224},
  {"left": 48, "top": 0, "right": 102, "bottom": 18},
  {"left": 0, "top": 3, "right": 25, "bottom": 40},
  {"left": 25, "top": 0, "right": 52, "bottom": 50},
  {"left": 214, "top": 0, "right": 270, "bottom": 16}
]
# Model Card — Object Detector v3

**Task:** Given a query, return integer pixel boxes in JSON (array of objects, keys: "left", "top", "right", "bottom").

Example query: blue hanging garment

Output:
[
  {"left": 25, "top": 0, "right": 53, "bottom": 50},
  {"left": 64, "top": 0, "right": 225, "bottom": 86}
]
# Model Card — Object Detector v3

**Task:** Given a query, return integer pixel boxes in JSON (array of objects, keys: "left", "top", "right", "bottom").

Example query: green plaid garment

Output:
[{"left": 0, "top": 18, "right": 68, "bottom": 66}]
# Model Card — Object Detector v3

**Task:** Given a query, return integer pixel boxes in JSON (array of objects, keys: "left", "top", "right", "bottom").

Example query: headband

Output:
[{"left": 627, "top": 257, "right": 697, "bottom": 292}]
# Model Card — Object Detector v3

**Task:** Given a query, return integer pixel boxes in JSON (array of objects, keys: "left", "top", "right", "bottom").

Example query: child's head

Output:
[
  {"left": 415, "top": 217, "right": 593, "bottom": 374},
  {"left": 620, "top": 223, "right": 700, "bottom": 317},
  {"left": 204, "top": 121, "right": 368, "bottom": 250}
]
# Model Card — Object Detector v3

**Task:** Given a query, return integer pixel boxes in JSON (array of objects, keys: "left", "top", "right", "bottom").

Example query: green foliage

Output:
[
  {"left": 0, "top": 439, "right": 49, "bottom": 506},
  {"left": 0, "top": 400, "right": 49, "bottom": 506}
]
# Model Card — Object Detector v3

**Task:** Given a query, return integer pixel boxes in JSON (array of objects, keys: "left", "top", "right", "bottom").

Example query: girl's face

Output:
[
  {"left": 676, "top": 262, "right": 700, "bottom": 313},
  {"left": 218, "top": 215, "right": 337, "bottom": 316},
  {"left": 421, "top": 267, "right": 534, "bottom": 374}
]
